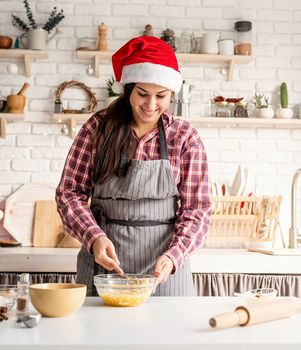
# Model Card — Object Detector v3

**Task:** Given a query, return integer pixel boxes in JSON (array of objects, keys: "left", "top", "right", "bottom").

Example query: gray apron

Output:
[{"left": 77, "top": 117, "right": 195, "bottom": 296}]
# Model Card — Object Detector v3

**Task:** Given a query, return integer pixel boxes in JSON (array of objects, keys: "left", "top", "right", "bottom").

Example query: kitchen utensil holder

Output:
[{"left": 205, "top": 196, "right": 283, "bottom": 248}]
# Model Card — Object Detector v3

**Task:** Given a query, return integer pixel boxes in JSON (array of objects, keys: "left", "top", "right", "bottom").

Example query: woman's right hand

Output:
[{"left": 92, "top": 236, "right": 124, "bottom": 275}]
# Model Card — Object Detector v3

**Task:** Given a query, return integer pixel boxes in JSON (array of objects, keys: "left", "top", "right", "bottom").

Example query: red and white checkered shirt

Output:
[{"left": 56, "top": 109, "right": 213, "bottom": 272}]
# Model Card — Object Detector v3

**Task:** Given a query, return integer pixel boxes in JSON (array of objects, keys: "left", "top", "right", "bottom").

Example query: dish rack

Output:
[{"left": 204, "top": 196, "right": 283, "bottom": 248}]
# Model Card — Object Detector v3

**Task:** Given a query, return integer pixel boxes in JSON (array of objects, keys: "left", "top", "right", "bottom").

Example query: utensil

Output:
[
  {"left": 0, "top": 36, "right": 13, "bottom": 49},
  {"left": 0, "top": 285, "right": 18, "bottom": 310},
  {"left": 94, "top": 274, "right": 156, "bottom": 307},
  {"left": 29, "top": 283, "right": 86, "bottom": 317},
  {"left": 209, "top": 298, "right": 301, "bottom": 329},
  {"left": 0, "top": 240, "right": 22, "bottom": 247},
  {"left": 16, "top": 313, "right": 41, "bottom": 328},
  {"left": 0, "top": 100, "right": 7, "bottom": 112},
  {"left": 233, "top": 288, "right": 277, "bottom": 303}
]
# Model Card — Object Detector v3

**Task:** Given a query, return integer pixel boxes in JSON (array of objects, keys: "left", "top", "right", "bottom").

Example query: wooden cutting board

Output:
[
  {"left": 33, "top": 200, "right": 64, "bottom": 247},
  {"left": 248, "top": 247, "right": 301, "bottom": 255}
]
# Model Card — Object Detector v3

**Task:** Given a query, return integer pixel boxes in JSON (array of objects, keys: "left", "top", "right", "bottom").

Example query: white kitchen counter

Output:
[
  {"left": 1, "top": 297, "right": 301, "bottom": 349},
  {"left": 1, "top": 247, "right": 301, "bottom": 274}
]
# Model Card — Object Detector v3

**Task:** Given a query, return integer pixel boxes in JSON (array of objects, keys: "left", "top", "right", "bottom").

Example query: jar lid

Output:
[
  {"left": 234, "top": 21, "right": 252, "bottom": 32},
  {"left": 19, "top": 273, "right": 30, "bottom": 282}
]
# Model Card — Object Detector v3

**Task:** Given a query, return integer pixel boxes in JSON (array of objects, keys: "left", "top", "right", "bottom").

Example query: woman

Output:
[{"left": 56, "top": 36, "right": 213, "bottom": 296}]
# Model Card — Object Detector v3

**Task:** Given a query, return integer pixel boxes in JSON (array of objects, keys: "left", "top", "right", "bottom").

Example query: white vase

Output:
[
  {"left": 256, "top": 107, "right": 274, "bottom": 119},
  {"left": 275, "top": 107, "right": 293, "bottom": 119}
]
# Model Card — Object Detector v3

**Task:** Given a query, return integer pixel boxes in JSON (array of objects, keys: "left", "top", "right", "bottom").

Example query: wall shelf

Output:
[
  {"left": 0, "top": 49, "right": 48, "bottom": 76},
  {"left": 53, "top": 113, "right": 92, "bottom": 139},
  {"left": 182, "top": 116, "right": 301, "bottom": 129},
  {"left": 53, "top": 113, "right": 301, "bottom": 140},
  {"left": 76, "top": 50, "right": 252, "bottom": 80},
  {"left": 0, "top": 113, "right": 24, "bottom": 138}
]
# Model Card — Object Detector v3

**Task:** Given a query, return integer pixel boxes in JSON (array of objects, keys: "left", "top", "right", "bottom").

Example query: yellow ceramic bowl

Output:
[
  {"left": 29, "top": 283, "right": 87, "bottom": 317},
  {"left": 94, "top": 274, "right": 155, "bottom": 307}
]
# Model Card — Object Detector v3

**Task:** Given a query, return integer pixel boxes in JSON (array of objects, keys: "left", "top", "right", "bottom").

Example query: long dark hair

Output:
[{"left": 92, "top": 83, "right": 136, "bottom": 185}]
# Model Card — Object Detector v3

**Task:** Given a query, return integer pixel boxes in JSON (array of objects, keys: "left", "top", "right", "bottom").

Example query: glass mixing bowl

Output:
[
  {"left": 94, "top": 274, "right": 156, "bottom": 307},
  {"left": 0, "top": 285, "right": 18, "bottom": 310}
]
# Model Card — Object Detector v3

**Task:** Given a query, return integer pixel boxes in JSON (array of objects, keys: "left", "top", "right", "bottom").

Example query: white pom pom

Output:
[{"left": 112, "top": 81, "right": 124, "bottom": 94}]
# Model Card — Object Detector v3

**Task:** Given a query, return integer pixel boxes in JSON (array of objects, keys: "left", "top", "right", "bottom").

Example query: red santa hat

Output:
[{"left": 112, "top": 36, "right": 183, "bottom": 94}]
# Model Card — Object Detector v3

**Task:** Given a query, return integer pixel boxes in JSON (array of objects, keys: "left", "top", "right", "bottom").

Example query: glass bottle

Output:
[
  {"left": 54, "top": 99, "right": 62, "bottom": 113},
  {"left": 16, "top": 273, "right": 30, "bottom": 314},
  {"left": 234, "top": 21, "right": 252, "bottom": 56}
]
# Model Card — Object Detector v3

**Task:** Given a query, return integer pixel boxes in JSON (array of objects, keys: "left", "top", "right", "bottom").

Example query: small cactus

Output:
[{"left": 280, "top": 82, "right": 288, "bottom": 108}]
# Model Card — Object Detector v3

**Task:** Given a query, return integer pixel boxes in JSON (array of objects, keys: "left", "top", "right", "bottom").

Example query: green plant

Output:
[
  {"left": 252, "top": 93, "right": 269, "bottom": 109},
  {"left": 106, "top": 76, "right": 120, "bottom": 97},
  {"left": 280, "top": 82, "right": 288, "bottom": 108},
  {"left": 12, "top": 0, "right": 65, "bottom": 33}
]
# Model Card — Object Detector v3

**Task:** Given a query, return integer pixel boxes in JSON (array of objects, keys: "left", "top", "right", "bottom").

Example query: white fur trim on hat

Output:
[
  {"left": 121, "top": 62, "right": 183, "bottom": 93},
  {"left": 112, "top": 81, "right": 124, "bottom": 94}
]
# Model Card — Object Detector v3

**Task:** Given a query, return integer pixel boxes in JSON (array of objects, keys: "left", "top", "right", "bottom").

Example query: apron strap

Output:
[{"left": 158, "top": 116, "right": 169, "bottom": 160}]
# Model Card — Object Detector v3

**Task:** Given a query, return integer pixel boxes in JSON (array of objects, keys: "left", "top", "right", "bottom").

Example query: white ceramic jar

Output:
[
  {"left": 201, "top": 32, "right": 219, "bottom": 54},
  {"left": 218, "top": 39, "right": 234, "bottom": 55}
]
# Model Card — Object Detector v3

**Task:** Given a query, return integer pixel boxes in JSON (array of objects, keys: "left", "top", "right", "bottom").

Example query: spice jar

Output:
[
  {"left": 17, "top": 273, "right": 30, "bottom": 314},
  {"left": 234, "top": 21, "right": 252, "bottom": 56}
]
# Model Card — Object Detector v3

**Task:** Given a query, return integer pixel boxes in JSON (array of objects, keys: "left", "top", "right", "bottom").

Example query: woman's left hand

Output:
[{"left": 153, "top": 255, "right": 174, "bottom": 292}]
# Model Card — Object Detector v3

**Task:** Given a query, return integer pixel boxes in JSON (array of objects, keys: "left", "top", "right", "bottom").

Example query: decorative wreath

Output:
[{"left": 55, "top": 80, "right": 97, "bottom": 114}]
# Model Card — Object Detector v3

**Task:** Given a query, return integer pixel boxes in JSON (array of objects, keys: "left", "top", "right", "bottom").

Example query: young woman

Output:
[{"left": 56, "top": 36, "right": 213, "bottom": 296}]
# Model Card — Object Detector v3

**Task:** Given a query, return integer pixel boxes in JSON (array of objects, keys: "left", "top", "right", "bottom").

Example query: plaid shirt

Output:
[{"left": 56, "top": 109, "right": 213, "bottom": 272}]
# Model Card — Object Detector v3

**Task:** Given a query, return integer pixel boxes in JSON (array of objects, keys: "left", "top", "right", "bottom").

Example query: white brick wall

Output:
[{"left": 0, "top": 0, "right": 301, "bottom": 237}]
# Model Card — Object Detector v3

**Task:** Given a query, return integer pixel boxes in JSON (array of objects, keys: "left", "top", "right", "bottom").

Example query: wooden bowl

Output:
[
  {"left": 6, "top": 95, "right": 25, "bottom": 113},
  {"left": 29, "top": 283, "right": 87, "bottom": 317},
  {"left": 0, "top": 36, "right": 13, "bottom": 49}
]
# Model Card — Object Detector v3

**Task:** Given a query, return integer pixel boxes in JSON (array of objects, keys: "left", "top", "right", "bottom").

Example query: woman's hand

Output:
[
  {"left": 92, "top": 236, "right": 124, "bottom": 275},
  {"left": 153, "top": 255, "right": 174, "bottom": 292}
]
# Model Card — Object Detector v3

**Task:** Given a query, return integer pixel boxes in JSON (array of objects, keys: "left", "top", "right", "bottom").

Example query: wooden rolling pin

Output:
[
  {"left": 209, "top": 298, "right": 301, "bottom": 329},
  {"left": 17, "top": 82, "right": 30, "bottom": 96}
]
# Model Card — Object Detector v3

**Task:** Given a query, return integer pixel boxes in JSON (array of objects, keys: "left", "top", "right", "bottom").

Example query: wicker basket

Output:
[{"left": 204, "top": 196, "right": 283, "bottom": 248}]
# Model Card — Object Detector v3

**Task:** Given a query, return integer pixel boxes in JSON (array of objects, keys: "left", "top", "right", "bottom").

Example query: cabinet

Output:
[
  {"left": 76, "top": 50, "right": 252, "bottom": 81},
  {"left": 0, "top": 49, "right": 48, "bottom": 76}
]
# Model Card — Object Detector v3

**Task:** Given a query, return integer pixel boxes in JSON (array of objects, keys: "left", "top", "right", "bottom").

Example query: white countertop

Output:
[
  {"left": 1, "top": 297, "right": 301, "bottom": 349},
  {"left": 1, "top": 247, "right": 301, "bottom": 274}
]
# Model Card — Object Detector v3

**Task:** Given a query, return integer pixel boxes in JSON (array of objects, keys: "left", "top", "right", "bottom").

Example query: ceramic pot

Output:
[
  {"left": 256, "top": 107, "right": 274, "bottom": 119},
  {"left": 275, "top": 107, "right": 293, "bottom": 119},
  {"left": 20, "top": 28, "right": 58, "bottom": 50},
  {"left": 0, "top": 36, "right": 13, "bottom": 49},
  {"left": 201, "top": 32, "right": 219, "bottom": 54},
  {"left": 0, "top": 100, "right": 7, "bottom": 112},
  {"left": 7, "top": 95, "right": 25, "bottom": 113}
]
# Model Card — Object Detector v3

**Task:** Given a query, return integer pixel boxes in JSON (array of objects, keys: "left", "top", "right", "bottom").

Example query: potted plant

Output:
[
  {"left": 11, "top": 0, "right": 65, "bottom": 50},
  {"left": 252, "top": 93, "right": 274, "bottom": 119},
  {"left": 275, "top": 82, "right": 293, "bottom": 119},
  {"left": 105, "top": 76, "right": 121, "bottom": 106}
]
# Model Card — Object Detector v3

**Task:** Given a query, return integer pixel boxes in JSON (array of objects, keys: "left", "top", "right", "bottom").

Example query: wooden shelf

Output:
[
  {"left": 181, "top": 116, "right": 301, "bottom": 129},
  {"left": 0, "top": 49, "right": 48, "bottom": 76},
  {"left": 53, "top": 113, "right": 301, "bottom": 138},
  {"left": 76, "top": 50, "right": 252, "bottom": 80},
  {"left": 53, "top": 113, "right": 92, "bottom": 139},
  {"left": 0, "top": 113, "right": 24, "bottom": 138}
]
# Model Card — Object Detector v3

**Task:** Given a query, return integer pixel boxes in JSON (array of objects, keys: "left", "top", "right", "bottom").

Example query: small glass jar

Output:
[
  {"left": 16, "top": 273, "right": 30, "bottom": 314},
  {"left": 178, "top": 30, "right": 194, "bottom": 53},
  {"left": 234, "top": 21, "right": 252, "bottom": 56},
  {"left": 76, "top": 37, "right": 97, "bottom": 51}
]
